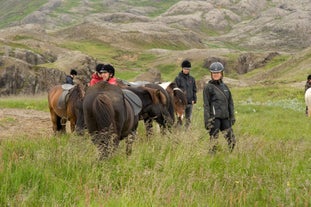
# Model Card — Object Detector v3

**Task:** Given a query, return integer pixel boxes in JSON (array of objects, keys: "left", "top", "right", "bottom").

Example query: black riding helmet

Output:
[
  {"left": 209, "top": 62, "right": 224, "bottom": 73},
  {"left": 103, "top": 64, "right": 115, "bottom": 77},
  {"left": 181, "top": 60, "right": 191, "bottom": 68},
  {"left": 70, "top": 69, "right": 77, "bottom": 76},
  {"left": 96, "top": 63, "right": 105, "bottom": 73}
]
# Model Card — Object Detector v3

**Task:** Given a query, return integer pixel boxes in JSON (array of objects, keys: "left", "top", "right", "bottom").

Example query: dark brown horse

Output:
[
  {"left": 48, "top": 84, "right": 85, "bottom": 135},
  {"left": 83, "top": 81, "right": 139, "bottom": 158},
  {"left": 160, "top": 82, "right": 187, "bottom": 126},
  {"left": 122, "top": 82, "right": 174, "bottom": 137}
]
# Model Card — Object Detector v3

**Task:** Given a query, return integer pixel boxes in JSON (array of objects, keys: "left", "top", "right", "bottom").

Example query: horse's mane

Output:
[{"left": 70, "top": 84, "right": 85, "bottom": 100}]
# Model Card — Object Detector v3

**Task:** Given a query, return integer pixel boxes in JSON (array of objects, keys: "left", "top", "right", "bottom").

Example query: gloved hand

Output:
[
  {"left": 205, "top": 117, "right": 215, "bottom": 130},
  {"left": 230, "top": 117, "right": 236, "bottom": 126}
]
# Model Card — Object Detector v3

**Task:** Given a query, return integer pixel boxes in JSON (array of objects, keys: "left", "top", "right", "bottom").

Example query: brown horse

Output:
[
  {"left": 160, "top": 82, "right": 187, "bottom": 126},
  {"left": 83, "top": 81, "right": 139, "bottom": 158},
  {"left": 48, "top": 84, "right": 85, "bottom": 135}
]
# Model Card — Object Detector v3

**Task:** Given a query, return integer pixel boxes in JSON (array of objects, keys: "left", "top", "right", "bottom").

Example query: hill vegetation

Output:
[{"left": 0, "top": 0, "right": 311, "bottom": 96}]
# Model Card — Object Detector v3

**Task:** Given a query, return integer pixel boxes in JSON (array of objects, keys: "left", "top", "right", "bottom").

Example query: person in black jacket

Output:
[
  {"left": 203, "top": 62, "right": 236, "bottom": 153},
  {"left": 65, "top": 69, "right": 77, "bottom": 85},
  {"left": 174, "top": 60, "right": 197, "bottom": 129}
]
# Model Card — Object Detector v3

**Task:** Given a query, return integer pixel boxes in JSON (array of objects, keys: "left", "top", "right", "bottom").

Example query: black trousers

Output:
[{"left": 209, "top": 118, "right": 231, "bottom": 136}]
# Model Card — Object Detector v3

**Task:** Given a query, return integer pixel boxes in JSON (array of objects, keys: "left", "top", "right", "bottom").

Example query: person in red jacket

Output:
[
  {"left": 102, "top": 64, "right": 117, "bottom": 85},
  {"left": 89, "top": 64, "right": 118, "bottom": 86},
  {"left": 89, "top": 64, "right": 104, "bottom": 86}
]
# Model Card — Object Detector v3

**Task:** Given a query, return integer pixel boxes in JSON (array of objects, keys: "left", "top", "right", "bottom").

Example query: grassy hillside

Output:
[{"left": 0, "top": 0, "right": 48, "bottom": 28}]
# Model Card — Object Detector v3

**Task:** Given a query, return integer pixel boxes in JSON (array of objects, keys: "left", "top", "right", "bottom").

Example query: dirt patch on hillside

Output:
[{"left": 0, "top": 108, "right": 53, "bottom": 139}]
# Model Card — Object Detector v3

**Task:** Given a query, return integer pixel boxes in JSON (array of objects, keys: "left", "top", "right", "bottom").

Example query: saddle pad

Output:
[
  {"left": 62, "top": 84, "right": 75, "bottom": 90},
  {"left": 57, "top": 84, "right": 74, "bottom": 109},
  {"left": 122, "top": 89, "right": 142, "bottom": 116},
  {"left": 128, "top": 81, "right": 151, "bottom": 87}
]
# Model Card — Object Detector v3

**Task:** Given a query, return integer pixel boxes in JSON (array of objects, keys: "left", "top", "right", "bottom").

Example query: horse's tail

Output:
[{"left": 93, "top": 94, "right": 116, "bottom": 132}]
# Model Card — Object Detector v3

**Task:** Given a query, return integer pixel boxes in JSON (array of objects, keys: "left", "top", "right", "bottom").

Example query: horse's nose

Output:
[{"left": 177, "top": 113, "right": 184, "bottom": 119}]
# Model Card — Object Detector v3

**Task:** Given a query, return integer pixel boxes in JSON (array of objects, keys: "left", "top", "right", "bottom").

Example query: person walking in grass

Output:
[
  {"left": 203, "top": 62, "right": 236, "bottom": 154},
  {"left": 174, "top": 59, "right": 197, "bottom": 129}
]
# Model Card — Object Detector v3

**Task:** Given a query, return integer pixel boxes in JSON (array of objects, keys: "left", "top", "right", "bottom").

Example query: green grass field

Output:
[{"left": 0, "top": 86, "right": 310, "bottom": 206}]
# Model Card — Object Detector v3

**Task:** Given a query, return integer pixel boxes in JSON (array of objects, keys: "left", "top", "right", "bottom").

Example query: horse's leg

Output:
[
  {"left": 125, "top": 131, "right": 136, "bottom": 156},
  {"left": 176, "top": 116, "right": 183, "bottom": 127},
  {"left": 308, "top": 106, "right": 311, "bottom": 117},
  {"left": 59, "top": 117, "right": 66, "bottom": 133},
  {"left": 69, "top": 119, "right": 76, "bottom": 133},
  {"left": 49, "top": 110, "right": 61, "bottom": 133},
  {"left": 111, "top": 133, "right": 120, "bottom": 154},
  {"left": 92, "top": 131, "right": 110, "bottom": 159},
  {"left": 144, "top": 118, "right": 153, "bottom": 138}
]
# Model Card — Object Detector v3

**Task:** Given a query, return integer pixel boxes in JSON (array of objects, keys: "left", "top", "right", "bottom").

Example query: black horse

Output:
[{"left": 83, "top": 81, "right": 139, "bottom": 158}]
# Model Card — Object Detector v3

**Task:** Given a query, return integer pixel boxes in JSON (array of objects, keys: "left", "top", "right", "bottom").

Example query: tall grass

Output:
[{"left": 0, "top": 86, "right": 311, "bottom": 206}]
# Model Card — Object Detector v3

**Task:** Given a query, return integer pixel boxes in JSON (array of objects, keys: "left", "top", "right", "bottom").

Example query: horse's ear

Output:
[
  {"left": 156, "top": 89, "right": 167, "bottom": 106},
  {"left": 145, "top": 88, "right": 167, "bottom": 105}
]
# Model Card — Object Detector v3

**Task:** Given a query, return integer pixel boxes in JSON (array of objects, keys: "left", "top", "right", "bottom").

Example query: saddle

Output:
[
  {"left": 122, "top": 89, "right": 142, "bottom": 116},
  {"left": 57, "top": 84, "right": 75, "bottom": 109}
]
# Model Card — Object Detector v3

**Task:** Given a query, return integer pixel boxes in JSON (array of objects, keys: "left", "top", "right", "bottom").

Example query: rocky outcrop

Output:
[
  {"left": 236, "top": 52, "right": 280, "bottom": 74},
  {"left": 0, "top": 56, "right": 65, "bottom": 96}
]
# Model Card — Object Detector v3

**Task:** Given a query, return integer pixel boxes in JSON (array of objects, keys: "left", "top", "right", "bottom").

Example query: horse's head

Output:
[
  {"left": 144, "top": 87, "right": 174, "bottom": 127},
  {"left": 173, "top": 87, "right": 187, "bottom": 119}
]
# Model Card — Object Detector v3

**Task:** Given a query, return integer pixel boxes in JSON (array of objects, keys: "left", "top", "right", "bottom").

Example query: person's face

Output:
[
  {"left": 100, "top": 71, "right": 110, "bottom": 81},
  {"left": 182, "top": 68, "right": 190, "bottom": 74},
  {"left": 211, "top": 72, "right": 222, "bottom": 80}
]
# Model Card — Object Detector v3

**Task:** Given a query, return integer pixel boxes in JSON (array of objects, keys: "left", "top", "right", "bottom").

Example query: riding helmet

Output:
[
  {"left": 96, "top": 63, "right": 105, "bottom": 73},
  {"left": 70, "top": 69, "right": 77, "bottom": 75},
  {"left": 181, "top": 60, "right": 191, "bottom": 69},
  {"left": 103, "top": 64, "right": 115, "bottom": 76},
  {"left": 209, "top": 62, "right": 224, "bottom": 73}
]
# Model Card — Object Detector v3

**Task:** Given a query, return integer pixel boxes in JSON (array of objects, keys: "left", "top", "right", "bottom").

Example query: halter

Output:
[{"left": 173, "top": 87, "right": 183, "bottom": 93}]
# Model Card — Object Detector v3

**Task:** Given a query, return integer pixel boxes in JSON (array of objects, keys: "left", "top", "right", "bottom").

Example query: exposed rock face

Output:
[
  {"left": 0, "top": 56, "right": 65, "bottom": 96},
  {"left": 236, "top": 52, "right": 280, "bottom": 74},
  {"left": 0, "top": 50, "right": 97, "bottom": 96}
]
